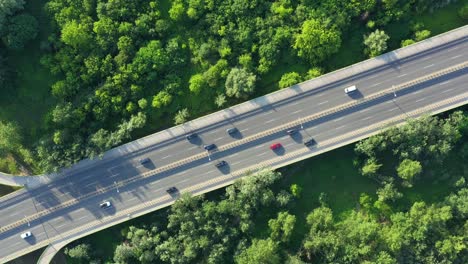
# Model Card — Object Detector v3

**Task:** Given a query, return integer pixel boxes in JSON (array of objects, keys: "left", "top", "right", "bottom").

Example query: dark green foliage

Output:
[
  {"left": 2, "top": 13, "right": 38, "bottom": 50},
  {"left": 0, "top": 0, "right": 24, "bottom": 33}
]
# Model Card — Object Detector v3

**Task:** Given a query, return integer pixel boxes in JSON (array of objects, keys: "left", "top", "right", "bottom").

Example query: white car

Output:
[
  {"left": 20, "top": 231, "right": 32, "bottom": 239},
  {"left": 344, "top": 85, "right": 357, "bottom": 94},
  {"left": 100, "top": 201, "right": 111, "bottom": 208}
]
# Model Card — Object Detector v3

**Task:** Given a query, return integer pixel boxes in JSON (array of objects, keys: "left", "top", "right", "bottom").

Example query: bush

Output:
[{"left": 279, "top": 72, "right": 301, "bottom": 89}]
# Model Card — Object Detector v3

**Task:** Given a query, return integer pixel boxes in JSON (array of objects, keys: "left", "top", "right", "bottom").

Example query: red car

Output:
[{"left": 270, "top": 143, "right": 282, "bottom": 150}]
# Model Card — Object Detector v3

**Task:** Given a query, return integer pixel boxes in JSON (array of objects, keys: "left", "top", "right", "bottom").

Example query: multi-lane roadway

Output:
[{"left": 1, "top": 28, "right": 468, "bottom": 263}]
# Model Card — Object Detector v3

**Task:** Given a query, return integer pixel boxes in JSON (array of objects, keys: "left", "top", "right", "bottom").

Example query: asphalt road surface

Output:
[{"left": 1, "top": 35, "right": 467, "bottom": 263}]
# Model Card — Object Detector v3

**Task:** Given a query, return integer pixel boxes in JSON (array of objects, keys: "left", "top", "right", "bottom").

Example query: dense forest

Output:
[
  {"left": 0, "top": 0, "right": 466, "bottom": 173},
  {"left": 63, "top": 111, "right": 468, "bottom": 263}
]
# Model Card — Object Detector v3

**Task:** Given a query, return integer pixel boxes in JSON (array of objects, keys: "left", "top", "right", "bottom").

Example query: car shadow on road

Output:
[
  {"left": 347, "top": 90, "right": 364, "bottom": 100},
  {"left": 289, "top": 131, "right": 303, "bottom": 144}
]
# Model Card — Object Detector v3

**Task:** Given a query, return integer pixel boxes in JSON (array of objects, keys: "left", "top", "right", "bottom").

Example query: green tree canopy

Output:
[
  {"left": 0, "top": 121, "right": 22, "bottom": 154},
  {"left": 2, "top": 13, "right": 38, "bottom": 50},
  {"left": 235, "top": 238, "right": 281, "bottom": 264},
  {"left": 293, "top": 19, "right": 341, "bottom": 63},
  {"left": 396, "top": 159, "right": 422, "bottom": 185},
  {"left": 268, "top": 211, "right": 296, "bottom": 243},
  {"left": 225, "top": 68, "right": 256, "bottom": 99},
  {"left": 279, "top": 72, "right": 301, "bottom": 89},
  {"left": 363, "top": 29, "right": 389, "bottom": 57}
]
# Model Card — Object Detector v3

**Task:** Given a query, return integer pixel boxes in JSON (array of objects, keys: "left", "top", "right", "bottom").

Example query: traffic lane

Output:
[
  {"left": 0, "top": 220, "right": 47, "bottom": 260},
  {"left": 352, "top": 49, "right": 468, "bottom": 96},
  {"left": 0, "top": 193, "right": 40, "bottom": 231}
]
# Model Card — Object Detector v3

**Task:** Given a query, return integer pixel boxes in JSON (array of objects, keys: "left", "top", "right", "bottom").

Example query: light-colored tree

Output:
[
  {"left": 414, "top": 30, "right": 431, "bottom": 42},
  {"left": 214, "top": 94, "right": 227, "bottom": 108},
  {"left": 401, "top": 39, "right": 415, "bottom": 47},
  {"left": 235, "top": 238, "right": 281, "bottom": 264},
  {"left": 174, "top": 108, "right": 190, "bottom": 125},
  {"left": 397, "top": 159, "right": 422, "bottom": 186},
  {"left": 225, "top": 68, "right": 256, "bottom": 99},
  {"left": 64, "top": 243, "right": 91, "bottom": 260},
  {"left": 363, "top": 29, "right": 389, "bottom": 57},
  {"left": 268, "top": 211, "right": 296, "bottom": 243}
]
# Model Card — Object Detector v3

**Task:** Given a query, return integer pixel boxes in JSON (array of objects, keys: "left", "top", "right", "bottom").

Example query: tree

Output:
[
  {"left": 363, "top": 29, "right": 389, "bottom": 57},
  {"left": 64, "top": 243, "right": 91, "bottom": 261},
  {"left": 2, "top": 13, "right": 38, "bottom": 50},
  {"left": 0, "top": 121, "right": 22, "bottom": 154},
  {"left": 235, "top": 239, "right": 281, "bottom": 264},
  {"left": 290, "top": 184, "right": 302, "bottom": 198},
  {"left": 361, "top": 158, "right": 382, "bottom": 177},
  {"left": 279, "top": 72, "right": 301, "bottom": 89},
  {"left": 268, "top": 212, "right": 296, "bottom": 243},
  {"left": 214, "top": 94, "right": 227, "bottom": 108},
  {"left": 61, "top": 20, "right": 92, "bottom": 49},
  {"left": 293, "top": 19, "right": 341, "bottom": 63},
  {"left": 0, "top": 0, "right": 24, "bottom": 33},
  {"left": 51, "top": 102, "right": 73, "bottom": 125},
  {"left": 401, "top": 39, "right": 415, "bottom": 47},
  {"left": 138, "top": 98, "right": 148, "bottom": 109},
  {"left": 276, "top": 190, "right": 292, "bottom": 207},
  {"left": 458, "top": 4, "right": 468, "bottom": 19},
  {"left": 174, "top": 108, "right": 189, "bottom": 125},
  {"left": 397, "top": 159, "right": 422, "bottom": 185},
  {"left": 189, "top": 73, "right": 205, "bottom": 94},
  {"left": 152, "top": 91, "right": 172, "bottom": 109},
  {"left": 377, "top": 181, "right": 403, "bottom": 202},
  {"left": 225, "top": 68, "right": 256, "bottom": 99},
  {"left": 305, "top": 67, "right": 322, "bottom": 80},
  {"left": 414, "top": 30, "right": 431, "bottom": 41},
  {"left": 113, "top": 244, "right": 137, "bottom": 264}
]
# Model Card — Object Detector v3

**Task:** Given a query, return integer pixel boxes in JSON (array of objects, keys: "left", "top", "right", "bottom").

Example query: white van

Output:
[{"left": 344, "top": 85, "right": 357, "bottom": 94}]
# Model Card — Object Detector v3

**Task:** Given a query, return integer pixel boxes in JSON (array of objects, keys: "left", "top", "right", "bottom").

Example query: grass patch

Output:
[
  {"left": 0, "top": 1, "right": 56, "bottom": 146},
  {"left": 418, "top": 0, "right": 468, "bottom": 35}
]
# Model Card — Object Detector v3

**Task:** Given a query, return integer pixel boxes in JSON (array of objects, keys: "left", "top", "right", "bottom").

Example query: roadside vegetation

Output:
[
  {"left": 0, "top": 0, "right": 467, "bottom": 175},
  {"left": 62, "top": 109, "right": 468, "bottom": 263}
]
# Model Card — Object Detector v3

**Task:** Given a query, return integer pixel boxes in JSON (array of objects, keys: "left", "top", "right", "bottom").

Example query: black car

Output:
[
  {"left": 204, "top": 144, "right": 216, "bottom": 151},
  {"left": 286, "top": 129, "right": 298, "bottom": 135},
  {"left": 304, "top": 138, "right": 317, "bottom": 147},
  {"left": 186, "top": 133, "right": 197, "bottom": 140},
  {"left": 139, "top": 157, "right": 150, "bottom": 164},
  {"left": 226, "top": 127, "right": 238, "bottom": 135},
  {"left": 215, "top": 160, "right": 227, "bottom": 167},
  {"left": 166, "top": 187, "right": 178, "bottom": 194}
]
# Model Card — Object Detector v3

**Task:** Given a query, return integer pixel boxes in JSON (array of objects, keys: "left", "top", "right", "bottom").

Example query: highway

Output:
[{"left": 1, "top": 28, "right": 468, "bottom": 263}]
